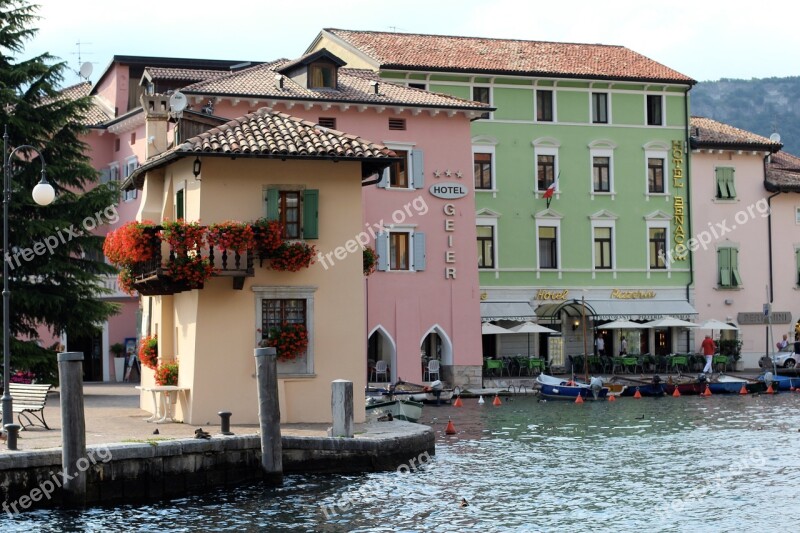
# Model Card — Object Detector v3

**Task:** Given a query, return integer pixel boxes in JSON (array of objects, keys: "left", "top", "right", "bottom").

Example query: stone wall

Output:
[{"left": 442, "top": 364, "right": 482, "bottom": 390}]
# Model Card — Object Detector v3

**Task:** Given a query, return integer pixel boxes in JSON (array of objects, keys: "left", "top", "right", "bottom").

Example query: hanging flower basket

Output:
[
  {"left": 252, "top": 218, "right": 284, "bottom": 258},
  {"left": 166, "top": 255, "right": 216, "bottom": 287},
  {"left": 103, "top": 221, "right": 157, "bottom": 266},
  {"left": 264, "top": 322, "right": 309, "bottom": 362},
  {"left": 363, "top": 246, "right": 378, "bottom": 276},
  {"left": 207, "top": 221, "right": 255, "bottom": 254},
  {"left": 139, "top": 335, "right": 158, "bottom": 370},
  {"left": 161, "top": 219, "right": 207, "bottom": 254},
  {"left": 161, "top": 220, "right": 216, "bottom": 286},
  {"left": 154, "top": 361, "right": 179, "bottom": 386},
  {"left": 270, "top": 242, "right": 316, "bottom": 272}
]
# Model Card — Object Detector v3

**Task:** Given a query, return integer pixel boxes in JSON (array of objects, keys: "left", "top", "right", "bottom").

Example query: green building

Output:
[{"left": 309, "top": 29, "right": 698, "bottom": 366}]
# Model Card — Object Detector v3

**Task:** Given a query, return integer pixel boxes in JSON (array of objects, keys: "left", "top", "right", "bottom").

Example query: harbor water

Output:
[{"left": 6, "top": 392, "right": 800, "bottom": 532}]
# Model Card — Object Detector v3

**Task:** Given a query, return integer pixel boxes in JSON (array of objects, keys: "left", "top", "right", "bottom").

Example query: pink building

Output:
[{"left": 689, "top": 117, "right": 799, "bottom": 367}]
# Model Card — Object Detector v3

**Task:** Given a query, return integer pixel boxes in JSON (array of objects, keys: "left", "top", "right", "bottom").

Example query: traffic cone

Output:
[
  {"left": 453, "top": 396, "right": 463, "bottom": 407},
  {"left": 445, "top": 418, "right": 456, "bottom": 435},
  {"left": 703, "top": 385, "right": 712, "bottom": 397},
  {"left": 672, "top": 387, "right": 681, "bottom": 397},
  {"left": 478, "top": 395, "right": 485, "bottom": 404},
  {"left": 766, "top": 384, "right": 775, "bottom": 394},
  {"left": 633, "top": 388, "right": 642, "bottom": 399},
  {"left": 739, "top": 384, "right": 748, "bottom": 395},
  {"left": 492, "top": 394, "right": 502, "bottom": 406},
  {"left": 575, "top": 393, "right": 584, "bottom": 404},
  {"left": 608, "top": 394, "right": 616, "bottom": 402}
]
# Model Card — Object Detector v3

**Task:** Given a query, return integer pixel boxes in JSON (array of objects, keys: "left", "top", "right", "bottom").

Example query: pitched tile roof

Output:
[
  {"left": 766, "top": 150, "right": 800, "bottom": 192},
  {"left": 142, "top": 67, "right": 230, "bottom": 83},
  {"left": 126, "top": 107, "right": 396, "bottom": 189},
  {"left": 689, "top": 116, "right": 782, "bottom": 151},
  {"left": 324, "top": 28, "right": 695, "bottom": 84},
  {"left": 181, "top": 61, "right": 489, "bottom": 111},
  {"left": 43, "top": 82, "right": 112, "bottom": 126}
]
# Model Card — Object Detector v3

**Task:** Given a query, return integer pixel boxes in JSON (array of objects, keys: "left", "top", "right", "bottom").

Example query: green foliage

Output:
[
  {"left": 718, "top": 338, "right": 743, "bottom": 361},
  {"left": 0, "top": 0, "right": 120, "bottom": 382}
]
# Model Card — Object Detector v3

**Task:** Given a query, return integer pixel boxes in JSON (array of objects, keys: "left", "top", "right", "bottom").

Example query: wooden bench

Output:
[{"left": 0, "top": 383, "right": 53, "bottom": 430}]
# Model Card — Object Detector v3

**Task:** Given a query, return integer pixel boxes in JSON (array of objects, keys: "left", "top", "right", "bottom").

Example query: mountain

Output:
[{"left": 690, "top": 77, "right": 800, "bottom": 156}]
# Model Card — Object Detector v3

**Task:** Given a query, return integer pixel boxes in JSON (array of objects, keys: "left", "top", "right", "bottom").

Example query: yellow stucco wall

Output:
[{"left": 141, "top": 156, "right": 366, "bottom": 424}]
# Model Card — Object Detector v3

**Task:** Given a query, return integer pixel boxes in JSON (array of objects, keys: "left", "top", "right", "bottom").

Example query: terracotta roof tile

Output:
[
  {"left": 325, "top": 28, "right": 695, "bottom": 84},
  {"left": 766, "top": 150, "right": 800, "bottom": 192},
  {"left": 142, "top": 67, "right": 230, "bottom": 83},
  {"left": 127, "top": 107, "right": 395, "bottom": 188},
  {"left": 44, "top": 82, "right": 112, "bottom": 126},
  {"left": 181, "top": 61, "right": 488, "bottom": 110},
  {"left": 690, "top": 116, "right": 782, "bottom": 150}
]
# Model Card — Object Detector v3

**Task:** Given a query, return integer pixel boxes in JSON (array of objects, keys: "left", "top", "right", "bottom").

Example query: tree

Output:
[{"left": 1, "top": 0, "right": 120, "bottom": 383}]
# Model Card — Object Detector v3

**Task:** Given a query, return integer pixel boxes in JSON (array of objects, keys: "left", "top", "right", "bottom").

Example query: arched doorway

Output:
[
  {"left": 367, "top": 326, "right": 396, "bottom": 383},
  {"left": 420, "top": 325, "right": 453, "bottom": 381}
]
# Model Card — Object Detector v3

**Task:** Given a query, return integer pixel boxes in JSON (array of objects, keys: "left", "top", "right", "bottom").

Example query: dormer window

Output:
[{"left": 309, "top": 62, "right": 336, "bottom": 89}]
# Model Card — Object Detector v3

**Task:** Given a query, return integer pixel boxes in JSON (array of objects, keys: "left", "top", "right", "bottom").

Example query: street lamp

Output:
[{"left": 2, "top": 125, "right": 55, "bottom": 428}]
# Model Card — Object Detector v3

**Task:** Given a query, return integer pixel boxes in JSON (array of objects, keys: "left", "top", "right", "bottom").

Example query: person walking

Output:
[
  {"left": 701, "top": 334, "right": 716, "bottom": 374},
  {"left": 595, "top": 334, "right": 605, "bottom": 357},
  {"left": 619, "top": 336, "right": 628, "bottom": 356}
]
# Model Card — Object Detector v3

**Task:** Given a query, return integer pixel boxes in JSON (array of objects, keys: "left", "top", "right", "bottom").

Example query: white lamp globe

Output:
[{"left": 32, "top": 181, "right": 55, "bottom": 206}]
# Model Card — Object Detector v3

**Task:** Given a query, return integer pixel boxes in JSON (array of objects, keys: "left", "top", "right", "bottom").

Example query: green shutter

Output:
[
  {"left": 718, "top": 248, "right": 731, "bottom": 287},
  {"left": 266, "top": 188, "right": 279, "bottom": 221},
  {"left": 730, "top": 247, "right": 742, "bottom": 286},
  {"left": 726, "top": 168, "right": 737, "bottom": 198},
  {"left": 302, "top": 189, "right": 319, "bottom": 239},
  {"left": 716, "top": 168, "right": 735, "bottom": 199}
]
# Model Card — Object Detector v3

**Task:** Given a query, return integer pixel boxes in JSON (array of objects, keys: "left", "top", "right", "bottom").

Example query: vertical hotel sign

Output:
[{"left": 671, "top": 140, "right": 687, "bottom": 261}]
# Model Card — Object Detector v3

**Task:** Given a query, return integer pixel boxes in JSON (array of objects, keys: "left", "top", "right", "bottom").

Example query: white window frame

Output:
[
  {"left": 108, "top": 162, "right": 120, "bottom": 182},
  {"left": 589, "top": 147, "right": 615, "bottom": 197},
  {"left": 472, "top": 145, "right": 496, "bottom": 192},
  {"left": 645, "top": 148, "right": 669, "bottom": 197},
  {"left": 253, "top": 285, "right": 316, "bottom": 376},
  {"left": 590, "top": 219, "right": 616, "bottom": 272},
  {"left": 532, "top": 139, "right": 560, "bottom": 197},
  {"left": 535, "top": 220, "right": 561, "bottom": 271},
  {"left": 535, "top": 88, "right": 557, "bottom": 123},
  {"left": 476, "top": 216, "right": 498, "bottom": 270},
  {"left": 645, "top": 220, "right": 671, "bottom": 272},
  {"left": 472, "top": 84, "right": 492, "bottom": 120},
  {"left": 645, "top": 94, "right": 664, "bottom": 126},
  {"left": 387, "top": 227, "right": 416, "bottom": 272},
  {"left": 591, "top": 91, "right": 611, "bottom": 124},
  {"left": 383, "top": 141, "right": 415, "bottom": 191},
  {"left": 122, "top": 156, "right": 138, "bottom": 201},
  {"left": 175, "top": 180, "right": 186, "bottom": 220}
]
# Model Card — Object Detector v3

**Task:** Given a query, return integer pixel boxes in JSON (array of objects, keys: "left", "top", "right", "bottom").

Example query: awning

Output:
[
  {"left": 480, "top": 301, "right": 537, "bottom": 321},
  {"left": 535, "top": 299, "right": 697, "bottom": 321}
]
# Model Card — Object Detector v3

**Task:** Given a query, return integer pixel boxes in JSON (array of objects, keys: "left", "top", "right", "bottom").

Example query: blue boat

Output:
[
  {"left": 707, "top": 375, "right": 766, "bottom": 394},
  {"left": 536, "top": 374, "right": 609, "bottom": 400},
  {"left": 757, "top": 373, "right": 800, "bottom": 391}
]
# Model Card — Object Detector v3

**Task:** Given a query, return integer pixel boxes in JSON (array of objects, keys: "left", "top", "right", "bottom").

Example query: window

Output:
[
  {"left": 538, "top": 226, "right": 558, "bottom": 269},
  {"left": 388, "top": 118, "right": 406, "bottom": 131},
  {"left": 648, "top": 157, "right": 665, "bottom": 193},
  {"left": 594, "top": 227, "right": 612, "bottom": 269},
  {"left": 592, "top": 92, "right": 608, "bottom": 124},
  {"left": 477, "top": 225, "right": 494, "bottom": 268},
  {"left": 536, "top": 90, "right": 553, "bottom": 122},
  {"left": 474, "top": 152, "right": 492, "bottom": 190},
  {"left": 175, "top": 187, "right": 185, "bottom": 220},
  {"left": 649, "top": 227, "right": 667, "bottom": 269},
  {"left": 262, "top": 299, "right": 306, "bottom": 332},
  {"left": 408, "top": 82, "right": 426, "bottom": 90},
  {"left": 389, "top": 149, "right": 409, "bottom": 188},
  {"left": 473, "top": 86, "right": 490, "bottom": 119},
  {"left": 130, "top": 132, "right": 136, "bottom": 145},
  {"left": 255, "top": 285, "right": 317, "bottom": 375},
  {"left": 593, "top": 156, "right": 611, "bottom": 192},
  {"left": 265, "top": 188, "right": 319, "bottom": 239},
  {"left": 715, "top": 167, "right": 736, "bottom": 199},
  {"left": 647, "top": 95, "right": 663, "bottom": 126},
  {"left": 114, "top": 138, "right": 120, "bottom": 152},
  {"left": 309, "top": 62, "right": 336, "bottom": 89},
  {"left": 718, "top": 247, "right": 742, "bottom": 288},
  {"left": 122, "top": 157, "right": 138, "bottom": 201},
  {"left": 318, "top": 117, "right": 336, "bottom": 129},
  {"left": 378, "top": 148, "right": 424, "bottom": 190},
  {"left": 796, "top": 249, "right": 800, "bottom": 285},
  {"left": 376, "top": 230, "right": 426, "bottom": 272},
  {"left": 796, "top": 208, "right": 800, "bottom": 225},
  {"left": 537, "top": 154, "right": 555, "bottom": 192}
]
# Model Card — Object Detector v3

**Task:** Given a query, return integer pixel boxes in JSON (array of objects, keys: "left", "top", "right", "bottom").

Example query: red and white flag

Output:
[{"left": 542, "top": 180, "right": 557, "bottom": 199}]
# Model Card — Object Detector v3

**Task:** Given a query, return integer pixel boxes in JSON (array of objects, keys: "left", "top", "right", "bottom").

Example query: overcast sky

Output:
[{"left": 22, "top": 0, "right": 800, "bottom": 87}]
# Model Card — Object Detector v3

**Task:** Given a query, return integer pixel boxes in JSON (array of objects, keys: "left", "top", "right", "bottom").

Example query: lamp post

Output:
[{"left": 2, "top": 125, "right": 55, "bottom": 428}]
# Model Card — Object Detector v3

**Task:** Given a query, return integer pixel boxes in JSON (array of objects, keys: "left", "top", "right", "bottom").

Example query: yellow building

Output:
[{"left": 122, "top": 95, "right": 394, "bottom": 424}]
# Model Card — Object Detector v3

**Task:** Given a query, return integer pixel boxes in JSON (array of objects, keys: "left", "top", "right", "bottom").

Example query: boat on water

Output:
[
  {"left": 757, "top": 372, "right": 800, "bottom": 391},
  {"left": 707, "top": 374, "right": 766, "bottom": 394},
  {"left": 367, "top": 380, "right": 455, "bottom": 404},
  {"left": 536, "top": 374, "right": 609, "bottom": 400},
  {"left": 365, "top": 397, "right": 423, "bottom": 422}
]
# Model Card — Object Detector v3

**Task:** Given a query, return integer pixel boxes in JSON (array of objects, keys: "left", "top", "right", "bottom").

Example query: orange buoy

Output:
[
  {"left": 633, "top": 388, "right": 642, "bottom": 399},
  {"left": 492, "top": 394, "right": 502, "bottom": 406},
  {"left": 575, "top": 393, "right": 584, "bottom": 404},
  {"left": 766, "top": 384, "right": 775, "bottom": 394},
  {"left": 445, "top": 419, "right": 456, "bottom": 435},
  {"left": 453, "top": 396, "right": 463, "bottom": 407},
  {"left": 608, "top": 394, "right": 616, "bottom": 402},
  {"left": 703, "top": 385, "right": 712, "bottom": 397},
  {"left": 739, "top": 384, "right": 748, "bottom": 395},
  {"left": 672, "top": 387, "right": 681, "bottom": 397}
]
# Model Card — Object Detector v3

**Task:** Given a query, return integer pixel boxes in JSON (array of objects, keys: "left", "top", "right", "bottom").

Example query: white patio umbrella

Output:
[
  {"left": 696, "top": 319, "right": 739, "bottom": 331},
  {"left": 595, "top": 319, "right": 650, "bottom": 329},
  {"left": 643, "top": 316, "right": 698, "bottom": 328},
  {"left": 510, "top": 321, "right": 558, "bottom": 357},
  {"left": 481, "top": 322, "right": 513, "bottom": 335}
]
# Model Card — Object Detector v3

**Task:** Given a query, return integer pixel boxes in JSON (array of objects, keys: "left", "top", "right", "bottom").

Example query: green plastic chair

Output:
[
  {"left": 529, "top": 358, "right": 545, "bottom": 374},
  {"left": 622, "top": 357, "right": 638, "bottom": 373},
  {"left": 485, "top": 359, "right": 503, "bottom": 377},
  {"left": 712, "top": 355, "right": 729, "bottom": 372},
  {"left": 670, "top": 355, "right": 688, "bottom": 373}
]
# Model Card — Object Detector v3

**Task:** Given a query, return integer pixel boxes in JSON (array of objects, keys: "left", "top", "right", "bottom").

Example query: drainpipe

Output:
[
  {"left": 683, "top": 88, "right": 694, "bottom": 305},
  {"left": 765, "top": 187, "right": 781, "bottom": 304}
]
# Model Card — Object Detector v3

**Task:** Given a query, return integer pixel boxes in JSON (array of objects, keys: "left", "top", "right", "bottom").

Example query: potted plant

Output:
[
  {"left": 139, "top": 335, "right": 159, "bottom": 370},
  {"left": 111, "top": 342, "right": 126, "bottom": 382},
  {"left": 270, "top": 242, "right": 316, "bottom": 272},
  {"left": 154, "top": 361, "right": 179, "bottom": 386},
  {"left": 718, "top": 338, "right": 743, "bottom": 370},
  {"left": 263, "top": 322, "right": 309, "bottom": 362},
  {"left": 363, "top": 246, "right": 378, "bottom": 276}
]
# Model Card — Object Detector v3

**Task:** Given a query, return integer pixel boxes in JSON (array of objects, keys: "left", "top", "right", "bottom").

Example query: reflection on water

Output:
[{"left": 6, "top": 394, "right": 800, "bottom": 532}]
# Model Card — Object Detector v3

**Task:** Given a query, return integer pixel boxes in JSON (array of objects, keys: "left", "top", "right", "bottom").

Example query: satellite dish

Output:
[
  {"left": 169, "top": 91, "right": 188, "bottom": 114},
  {"left": 769, "top": 132, "right": 781, "bottom": 143},
  {"left": 78, "top": 61, "right": 93, "bottom": 80}
]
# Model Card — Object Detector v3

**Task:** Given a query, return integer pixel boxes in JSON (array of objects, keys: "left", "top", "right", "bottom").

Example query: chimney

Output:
[{"left": 140, "top": 94, "right": 170, "bottom": 159}]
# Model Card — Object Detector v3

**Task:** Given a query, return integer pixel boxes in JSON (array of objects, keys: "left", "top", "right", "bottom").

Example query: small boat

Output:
[
  {"left": 707, "top": 374, "right": 766, "bottom": 394},
  {"left": 612, "top": 375, "right": 667, "bottom": 397},
  {"left": 536, "top": 374, "right": 609, "bottom": 400},
  {"left": 661, "top": 375, "right": 707, "bottom": 395},
  {"left": 365, "top": 397, "right": 423, "bottom": 422},
  {"left": 393, "top": 380, "right": 455, "bottom": 404},
  {"left": 756, "top": 372, "right": 800, "bottom": 391}
]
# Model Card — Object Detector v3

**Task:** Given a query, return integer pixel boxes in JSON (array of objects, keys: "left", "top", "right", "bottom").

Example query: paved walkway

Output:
[{"left": 0, "top": 382, "right": 335, "bottom": 454}]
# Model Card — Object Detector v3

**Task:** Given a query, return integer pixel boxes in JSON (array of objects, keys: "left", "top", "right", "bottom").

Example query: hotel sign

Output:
[
  {"left": 429, "top": 182, "right": 468, "bottom": 199},
  {"left": 738, "top": 311, "right": 792, "bottom": 325},
  {"left": 610, "top": 289, "right": 656, "bottom": 299},
  {"left": 671, "top": 140, "right": 687, "bottom": 261},
  {"left": 536, "top": 289, "right": 569, "bottom": 301}
]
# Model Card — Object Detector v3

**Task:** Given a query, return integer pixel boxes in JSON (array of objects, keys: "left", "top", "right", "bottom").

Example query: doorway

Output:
[{"left": 68, "top": 330, "right": 103, "bottom": 382}]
